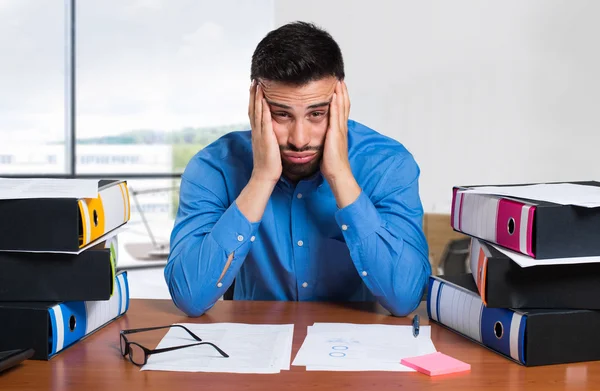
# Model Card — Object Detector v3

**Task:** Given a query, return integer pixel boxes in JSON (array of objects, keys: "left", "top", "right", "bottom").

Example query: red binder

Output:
[{"left": 451, "top": 181, "right": 600, "bottom": 259}]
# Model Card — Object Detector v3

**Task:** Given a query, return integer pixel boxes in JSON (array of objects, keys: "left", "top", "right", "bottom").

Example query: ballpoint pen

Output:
[{"left": 412, "top": 314, "right": 420, "bottom": 338}]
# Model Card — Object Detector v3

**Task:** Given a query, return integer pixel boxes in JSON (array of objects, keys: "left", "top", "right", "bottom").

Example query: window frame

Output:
[{"left": 3, "top": 0, "right": 182, "bottom": 180}]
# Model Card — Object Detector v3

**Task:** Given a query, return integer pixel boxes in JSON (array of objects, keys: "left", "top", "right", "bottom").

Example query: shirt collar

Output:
[{"left": 277, "top": 171, "right": 324, "bottom": 193}]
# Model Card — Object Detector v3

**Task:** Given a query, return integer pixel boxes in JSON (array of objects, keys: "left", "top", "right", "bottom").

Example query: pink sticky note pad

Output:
[{"left": 401, "top": 352, "right": 471, "bottom": 376}]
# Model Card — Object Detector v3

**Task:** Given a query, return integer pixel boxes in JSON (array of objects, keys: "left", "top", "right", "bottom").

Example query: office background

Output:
[{"left": 2, "top": 0, "right": 598, "bottom": 298}]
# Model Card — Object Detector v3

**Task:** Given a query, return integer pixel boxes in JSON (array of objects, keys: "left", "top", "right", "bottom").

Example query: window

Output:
[
  {"left": 0, "top": 0, "right": 274, "bottom": 298},
  {"left": 76, "top": 0, "right": 273, "bottom": 176},
  {"left": 0, "top": 0, "right": 66, "bottom": 175}
]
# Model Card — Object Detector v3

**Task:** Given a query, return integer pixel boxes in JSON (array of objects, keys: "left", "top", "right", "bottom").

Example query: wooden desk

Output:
[{"left": 1, "top": 299, "right": 598, "bottom": 391}]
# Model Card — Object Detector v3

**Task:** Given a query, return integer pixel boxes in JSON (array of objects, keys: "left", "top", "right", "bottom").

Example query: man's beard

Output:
[
  {"left": 280, "top": 144, "right": 323, "bottom": 181},
  {"left": 282, "top": 152, "right": 323, "bottom": 180}
]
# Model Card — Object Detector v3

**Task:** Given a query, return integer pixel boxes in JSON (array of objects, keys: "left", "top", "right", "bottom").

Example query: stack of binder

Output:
[
  {"left": 0, "top": 179, "right": 132, "bottom": 360},
  {"left": 428, "top": 181, "right": 600, "bottom": 366}
]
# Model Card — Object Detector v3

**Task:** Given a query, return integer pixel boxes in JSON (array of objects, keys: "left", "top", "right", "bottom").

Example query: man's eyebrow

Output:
[
  {"left": 265, "top": 100, "right": 292, "bottom": 110},
  {"left": 265, "top": 100, "right": 332, "bottom": 110},
  {"left": 307, "top": 101, "right": 331, "bottom": 109}
]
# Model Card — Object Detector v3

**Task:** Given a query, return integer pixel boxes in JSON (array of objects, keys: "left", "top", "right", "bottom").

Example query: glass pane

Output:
[
  {"left": 128, "top": 343, "right": 146, "bottom": 366},
  {"left": 76, "top": 0, "right": 274, "bottom": 175},
  {"left": 0, "top": 0, "right": 66, "bottom": 175},
  {"left": 120, "top": 334, "right": 128, "bottom": 356},
  {"left": 117, "top": 178, "right": 179, "bottom": 269}
]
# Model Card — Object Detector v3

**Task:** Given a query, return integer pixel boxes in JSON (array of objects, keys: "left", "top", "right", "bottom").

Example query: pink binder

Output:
[
  {"left": 450, "top": 182, "right": 600, "bottom": 259},
  {"left": 451, "top": 188, "right": 535, "bottom": 257}
]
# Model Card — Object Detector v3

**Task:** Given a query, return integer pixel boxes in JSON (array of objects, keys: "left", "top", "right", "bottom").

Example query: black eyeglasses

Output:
[{"left": 120, "top": 324, "right": 229, "bottom": 366}]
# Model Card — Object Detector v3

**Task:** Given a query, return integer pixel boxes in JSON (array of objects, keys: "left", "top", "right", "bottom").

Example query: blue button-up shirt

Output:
[{"left": 164, "top": 120, "right": 431, "bottom": 317}]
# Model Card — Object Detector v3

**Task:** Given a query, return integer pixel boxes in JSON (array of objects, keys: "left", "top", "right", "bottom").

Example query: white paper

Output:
[
  {"left": 463, "top": 183, "right": 600, "bottom": 208},
  {"left": 292, "top": 323, "right": 436, "bottom": 372},
  {"left": 0, "top": 223, "right": 128, "bottom": 254},
  {"left": 281, "top": 322, "right": 294, "bottom": 370},
  {"left": 306, "top": 363, "right": 412, "bottom": 371},
  {"left": 0, "top": 178, "right": 100, "bottom": 200},
  {"left": 493, "top": 244, "right": 600, "bottom": 267},
  {"left": 141, "top": 323, "right": 294, "bottom": 374}
]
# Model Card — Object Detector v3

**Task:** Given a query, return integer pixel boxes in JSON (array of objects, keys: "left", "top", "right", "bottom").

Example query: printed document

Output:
[
  {"left": 141, "top": 323, "right": 294, "bottom": 374},
  {"left": 293, "top": 323, "right": 437, "bottom": 371},
  {"left": 0, "top": 178, "right": 99, "bottom": 200},
  {"left": 463, "top": 183, "right": 600, "bottom": 208}
]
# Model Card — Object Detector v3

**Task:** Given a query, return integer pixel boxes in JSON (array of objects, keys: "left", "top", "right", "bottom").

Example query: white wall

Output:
[{"left": 276, "top": 0, "right": 600, "bottom": 213}]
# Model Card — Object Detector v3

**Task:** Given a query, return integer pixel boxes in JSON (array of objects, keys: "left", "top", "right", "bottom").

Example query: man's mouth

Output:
[{"left": 282, "top": 152, "right": 318, "bottom": 164}]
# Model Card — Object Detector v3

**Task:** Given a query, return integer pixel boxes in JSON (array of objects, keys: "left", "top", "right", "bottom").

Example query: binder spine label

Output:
[
  {"left": 453, "top": 191, "right": 499, "bottom": 243},
  {"left": 100, "top": 184, "right": 129, "bottom": 236},
  {"left": 85, "top": 273, "right": 128, "bottom": 335},
  {"left": 428, "top": 278, "right": 483, "bottom": 343}
]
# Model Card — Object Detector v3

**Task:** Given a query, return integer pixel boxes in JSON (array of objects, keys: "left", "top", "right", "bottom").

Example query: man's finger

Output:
[
  {"left": 248, "top": 80, "right": 256, "bottom": 130},
  {"left": 329, "top": 92, "right": 338, "bottom": 133},
  {"left": 336, "top": 82, "right": 345, "bottom": 133},
  {"left": 342, "top": 80, "right": 350, "bottom": 123},
  {"left": 254, "top": 84, "right": 263, "bottom": 135},
  {"left": 261, "top": 98, "right": 273, "bottom": 134}
]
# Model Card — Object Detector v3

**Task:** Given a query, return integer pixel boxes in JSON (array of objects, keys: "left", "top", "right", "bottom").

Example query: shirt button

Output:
[
  {"left": 297, "top": 193, "right": 303, "bottom": 199},
  {"left": 250, "top": 236, "right": 256, "bottom": 242},
  {"left": 341, "top": 224, "right": 348, "bottom": 231},
  {"left": 217, "top": 282, "right": 223, "bottom": 288},
  {"left": 362, "top": 271, "right": 368, "bottom": 277},
  {"left": 297, "top": 240, "right": 304, "bottom": 247},
  {"left": 237, "top": 235, "right": 244, "bottom": 242},
  {"left": 302, "top": 282, "right": 308, "bottom": 288}
]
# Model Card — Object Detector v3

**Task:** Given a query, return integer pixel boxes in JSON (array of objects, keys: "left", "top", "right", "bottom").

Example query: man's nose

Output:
[{"left": 287, "top": 120, "right": 310, "bottom": 150}]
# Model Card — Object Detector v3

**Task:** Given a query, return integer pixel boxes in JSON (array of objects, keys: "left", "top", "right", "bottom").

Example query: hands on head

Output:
[
  {"left": 248, "top": 79, "right": 351, "bottom": 184},
  {"left": 248, "top": 80, "right": 282, "bottom": 184},
  {"left": 321, "top": 80, "right": 351, "bottom": 182}
]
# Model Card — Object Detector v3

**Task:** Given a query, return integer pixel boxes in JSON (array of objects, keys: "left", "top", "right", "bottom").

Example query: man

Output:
[{"left": 164, "top": 21, "right": 431, "bottom": 317}]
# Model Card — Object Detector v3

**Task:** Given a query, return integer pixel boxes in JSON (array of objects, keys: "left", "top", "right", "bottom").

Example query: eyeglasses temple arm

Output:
[
  {"left": 149, "top": 342, "right": 229, "bottom": 358},
  {"left": 121, "top": 325, "right": 202, "bottom": 341}
]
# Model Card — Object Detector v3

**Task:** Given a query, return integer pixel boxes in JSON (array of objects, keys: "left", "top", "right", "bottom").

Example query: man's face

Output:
[{"left": 260, "top": 76, "right": 338, "bottom": 182}]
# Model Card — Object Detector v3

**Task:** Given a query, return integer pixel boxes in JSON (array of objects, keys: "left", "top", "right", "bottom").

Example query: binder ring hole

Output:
[
  {"left": 93, "top": 210, "right": 98, "bottom": 227},
  {"left": 69, "top": 315, "right": 76, "bottom": 332},
  {"left": 494, "top": 321, "right": 504, "bottom": 339},
  {"left": 507, "top": 218, "right": 515, "bottom": 235}
]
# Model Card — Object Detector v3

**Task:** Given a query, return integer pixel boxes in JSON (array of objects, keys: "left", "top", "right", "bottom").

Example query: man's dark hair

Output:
[{"left": 250, "top": 21, "right": 344, "bottom": 84}]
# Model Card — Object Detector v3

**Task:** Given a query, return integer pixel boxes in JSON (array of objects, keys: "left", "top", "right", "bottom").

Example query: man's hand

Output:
[
  {"left": 322, "top": 81, "right": 361, "bottom": 209},
  {"left": 236, "top": 81, "right": 281, "bottom": 223},
  {"left": 321, "top": 81, "right": 351, "bottom": 181},
  {"left": 248, "top": 80, "right": 282, "bottom": 184}
]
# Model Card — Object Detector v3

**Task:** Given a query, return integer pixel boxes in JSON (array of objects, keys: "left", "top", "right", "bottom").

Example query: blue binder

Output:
[
  {"left": 428, "top": 274, "right": 600, "bottom": 366},
  {"left": 0, "top": 271, "right": 129, "bottom": 360}
]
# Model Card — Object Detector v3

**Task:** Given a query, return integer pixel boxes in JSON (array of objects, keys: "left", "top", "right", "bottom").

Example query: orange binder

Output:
[{"left": 0, "top": 180, "right": 130, "bottom": 252}]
